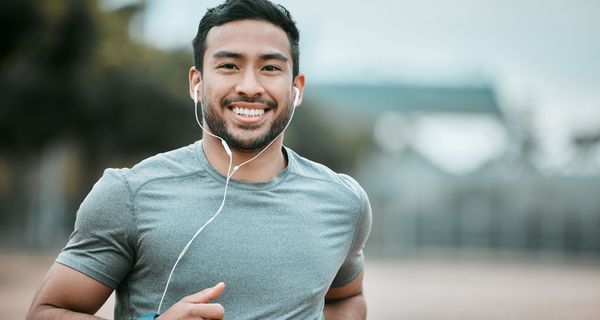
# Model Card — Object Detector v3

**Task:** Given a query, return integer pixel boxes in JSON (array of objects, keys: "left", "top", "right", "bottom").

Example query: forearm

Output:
[
  {"left": 27, "top": 305, "right": 104, "bottom": 320},
  {"left": 323, "top": 293, "right": 366, "bottom": 320}
]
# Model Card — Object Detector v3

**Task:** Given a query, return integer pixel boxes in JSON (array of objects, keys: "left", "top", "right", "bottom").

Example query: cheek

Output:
[
  {"left": 264, "top": 81, "right": 292, "bottom": 100},
  {"left": 202, "top": 82, "right": 227, "bottom": 104}
]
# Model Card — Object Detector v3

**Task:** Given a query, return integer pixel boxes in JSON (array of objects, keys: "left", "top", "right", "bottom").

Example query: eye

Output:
[
  {"left": 262, "top": 65, "right": 281, "bottom": 72},
  {"left": 219, "top": 63, "right": 238, "bottom": 70}
]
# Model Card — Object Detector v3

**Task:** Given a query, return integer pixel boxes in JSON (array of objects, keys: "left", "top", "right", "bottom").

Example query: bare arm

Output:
[
  {"left": 27, "top": 263, "right": 114, "bottom": 320},
  {"left": 323, "top": 271, "right": 366, "bottom": 320},
  {"left": 27, "top": 263, "right": 226, "bottom": 320}
]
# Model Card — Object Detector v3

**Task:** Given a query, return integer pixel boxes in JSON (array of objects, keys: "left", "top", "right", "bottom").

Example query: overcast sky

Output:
[{"left": 104, "top": 0, "right": 600, "bottom": 171}]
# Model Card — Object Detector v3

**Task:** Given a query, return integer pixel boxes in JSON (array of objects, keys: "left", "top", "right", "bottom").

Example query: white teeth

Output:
[{"left": 232, "top": 107, "right": 265, "bottom": 117}]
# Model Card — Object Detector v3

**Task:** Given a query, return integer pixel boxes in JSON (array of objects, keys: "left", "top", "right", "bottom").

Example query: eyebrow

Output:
[
  {"left": 259, "top": 53, "right": 288, "bottom": 63},
  {"left": 212, "top": 51, "right": 288, "bottom": 63},
  {"left": 213, "top": 51, "right": 243, "bottom": 59}
]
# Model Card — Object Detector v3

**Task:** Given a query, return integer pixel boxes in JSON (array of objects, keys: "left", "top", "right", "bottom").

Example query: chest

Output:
[{"left": 131, "top": 187, "right": 357, "bottom": 315}]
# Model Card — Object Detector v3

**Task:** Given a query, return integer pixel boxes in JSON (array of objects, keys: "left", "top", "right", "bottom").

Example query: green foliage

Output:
[{"left": 0, "top": 0, "right": 197, "bottom": 161}]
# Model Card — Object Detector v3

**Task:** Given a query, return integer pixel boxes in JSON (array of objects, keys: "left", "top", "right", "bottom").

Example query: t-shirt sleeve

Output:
[
  {"left": 331, "top": 178, "right": 372, "bottom": 288},
  {"left": 56, "top": 169, "right": 136, "bottom": 289}
]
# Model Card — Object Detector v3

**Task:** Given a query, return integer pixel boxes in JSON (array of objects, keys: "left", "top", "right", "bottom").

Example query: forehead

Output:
[{"left": 204, "top": 19, "right": 291, "bottom": 60}]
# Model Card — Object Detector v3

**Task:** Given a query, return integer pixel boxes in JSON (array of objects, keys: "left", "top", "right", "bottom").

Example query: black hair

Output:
[{"left": 192, "top": 0, "right": 300, "bottom": 79}]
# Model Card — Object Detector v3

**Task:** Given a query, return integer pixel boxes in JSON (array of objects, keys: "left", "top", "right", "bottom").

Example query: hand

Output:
[{"left": 157, "top": 282, "right": 225, "bottom": 319}]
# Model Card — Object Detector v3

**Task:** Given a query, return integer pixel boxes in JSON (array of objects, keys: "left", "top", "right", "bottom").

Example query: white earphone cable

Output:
[
  {"left": 157, "top": 86, "right": 298, "bottom": 314},
  {"left": 157, "top": 153, "right": 233, "bottom": 314}
]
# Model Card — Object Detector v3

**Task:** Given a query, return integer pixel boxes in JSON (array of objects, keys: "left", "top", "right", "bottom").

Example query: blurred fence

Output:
[{"left": 361, "top": 154, "right": 600, "bottom": 258}]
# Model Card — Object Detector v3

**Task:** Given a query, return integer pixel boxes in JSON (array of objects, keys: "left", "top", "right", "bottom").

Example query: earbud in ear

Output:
[
  {"left": 293, "top": 87, "right": 300, "bottom": 108},
  {"left": 194, "top": 83, "right": 200, "bottom": 103}
]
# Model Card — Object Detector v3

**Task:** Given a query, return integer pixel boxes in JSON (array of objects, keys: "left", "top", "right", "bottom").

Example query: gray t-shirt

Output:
[{"left": 57, "top": 140, "right": 371, "bottom": 319}]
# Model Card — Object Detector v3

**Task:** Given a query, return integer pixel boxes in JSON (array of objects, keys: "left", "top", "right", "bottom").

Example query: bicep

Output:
[
  {"left": 30, "top": 263, "right": 113, "bottom": 315},
  {"left": 325, "top": 270, "right": 364, "bottom": 302}
]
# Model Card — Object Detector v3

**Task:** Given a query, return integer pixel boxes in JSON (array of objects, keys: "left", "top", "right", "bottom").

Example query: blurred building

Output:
[{"left": 307, "top": 83, "right": 600, "bottom": 259}]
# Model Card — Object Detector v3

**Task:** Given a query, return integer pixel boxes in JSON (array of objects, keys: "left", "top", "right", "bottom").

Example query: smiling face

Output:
[{"left": 195, "top": 19, "right": 304, "bottom": 152}]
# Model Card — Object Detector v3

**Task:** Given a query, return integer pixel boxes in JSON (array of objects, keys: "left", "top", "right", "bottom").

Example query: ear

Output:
[
  {"left": 292, "top": 73, "right": 306, "bottom": 107},
  {"left": 189, "top": 66, "right": 203, "bottom": 102}
]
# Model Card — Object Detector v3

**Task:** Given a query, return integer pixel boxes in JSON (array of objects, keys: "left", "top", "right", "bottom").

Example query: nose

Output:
[{"left": 235, "top": 69, "right": 265, "bottom": 98}]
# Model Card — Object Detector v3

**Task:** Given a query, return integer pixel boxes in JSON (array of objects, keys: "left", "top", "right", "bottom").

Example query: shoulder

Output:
[
  {"left": 285, "top": 147, "right": 369, "bottom": 207},
  {"left": 105, "top": 141, "right": 202, "bottom": 193}
]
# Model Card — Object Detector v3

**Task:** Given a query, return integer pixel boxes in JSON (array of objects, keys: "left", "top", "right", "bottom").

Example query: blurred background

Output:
[{"left": 1, "top": 0, "right": 600, "bottom": 318}]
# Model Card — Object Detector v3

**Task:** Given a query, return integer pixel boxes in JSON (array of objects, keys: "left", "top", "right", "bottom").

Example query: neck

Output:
[{"left": 202, "top": 135, "right": 287, "bottom": 183}]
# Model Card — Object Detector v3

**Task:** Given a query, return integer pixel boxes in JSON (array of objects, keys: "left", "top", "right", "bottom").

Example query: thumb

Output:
[{"left": 184, "top": 282, "right": 225, "bottom": 304}]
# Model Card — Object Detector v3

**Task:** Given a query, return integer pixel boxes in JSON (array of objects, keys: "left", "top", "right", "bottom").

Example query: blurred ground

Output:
[{"left": 2, "top": 250, "right": 600, "bottom": 319}]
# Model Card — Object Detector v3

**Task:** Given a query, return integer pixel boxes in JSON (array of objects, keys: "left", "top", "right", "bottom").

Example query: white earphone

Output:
[
  {"left": 157, "top": 83, "right": 300, "bottom": 314},
  {"left": 292, "top": 86, "right": 300, "bottom": 108}
]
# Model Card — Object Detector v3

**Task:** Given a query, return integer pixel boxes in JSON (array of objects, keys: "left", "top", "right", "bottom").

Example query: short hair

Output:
[{"left": 192, "top": 0, "right": 300, "bottom": 79}]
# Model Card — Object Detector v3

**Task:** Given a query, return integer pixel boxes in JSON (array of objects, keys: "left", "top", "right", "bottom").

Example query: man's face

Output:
[{"left": 198, "top": 19, "right": 300, "bottom": 152}]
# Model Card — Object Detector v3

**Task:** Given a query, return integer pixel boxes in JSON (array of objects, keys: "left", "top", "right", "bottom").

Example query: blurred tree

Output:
[
  {"left": 0, "top": 0, "right": 197, "bottom": 161},
  {"left": 0, "top": 0, "right": 197, "bottom": 247},
  {"left": 0, "top": 0, "right": 41, "bottom": 63}
]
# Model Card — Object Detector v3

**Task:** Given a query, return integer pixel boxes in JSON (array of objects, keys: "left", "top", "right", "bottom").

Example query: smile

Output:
[{"left": 232, "top": 107, "right": 265, "bottom": 117}]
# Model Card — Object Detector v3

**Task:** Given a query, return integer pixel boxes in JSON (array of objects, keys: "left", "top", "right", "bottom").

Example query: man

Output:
[{"left": 27, "top": 0, "right": 371, "bottom": 319}]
